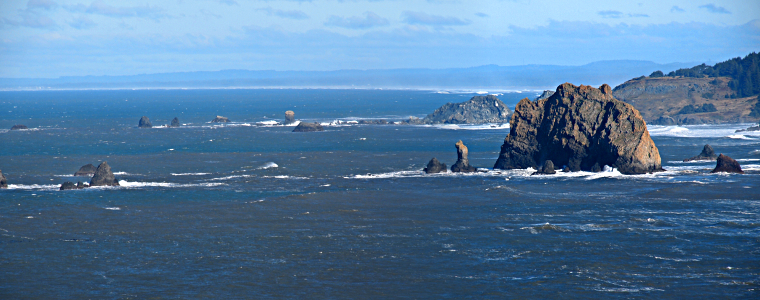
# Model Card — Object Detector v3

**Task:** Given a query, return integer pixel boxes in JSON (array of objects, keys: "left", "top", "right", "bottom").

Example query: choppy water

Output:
[{"left": 1, "top": 90, "right": 759, "bottom": 298}]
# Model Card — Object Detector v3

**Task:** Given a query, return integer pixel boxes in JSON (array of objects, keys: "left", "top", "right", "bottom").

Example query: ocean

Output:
[{"left": 1, "top": 89, "right": 758, "bottom": 298}]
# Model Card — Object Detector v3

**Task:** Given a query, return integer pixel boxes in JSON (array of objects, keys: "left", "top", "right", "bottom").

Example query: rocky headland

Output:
[
  {"left": 711, "top": 154, "right": 744, "bottom": 174},
  {"left": 74, "top": 164, "right": 97, "bottom": 176},
  {"left": 684, "top": 145, "right": 718, "bottom": 162},
  {"left": 10, "top": 124, "right": 28, "bottom": 130},
  {"left": 90, "top": 162, "right": 119, "bottom": 186},
  {"left": 138, "top": 116, "right": 152, "bottom": 128},
  {"left": 494, "top": 83, "right": 663, "bottom": 175},
  {"left": 423, "top": 158, "right": 447, "bottom": 174},
  {"left": 293, "top": 122, "right": 324, "bottom": 132},
  {"left": 451, "top": 140, "right": 477, "bottom": 173}
]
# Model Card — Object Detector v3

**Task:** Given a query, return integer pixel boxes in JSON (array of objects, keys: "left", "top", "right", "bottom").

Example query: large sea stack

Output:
[
  {"left": 684, "top": 145, "right": 718, "bottom": 162},
  {"left": 422, "top": 95, "right": 511, "bottom": 124},
  {"left": 90, "top": 162, "right": 119, "bottom": 186},
  {"left": 138, "top": 116, "right": 152, "bottom": 128},
  {"left": 74, "top": 164, "right": 97, "bottom": 176},
  {"left": 285, "top": 111, "right": 296, "bottom": 125},
  {"left": 494, "top": 83, "right": 663, "bottom": 175},
  {"left": 170, "top": 117, "right": 180, "bottom": 127},
  {"left": 292, "top": 122, "right": 324, "bottom": 132},
  {"left": 711, "top": 154, "right": 744, "bottom": 174},
  {"left": 451, "top": 140, "right": 477, "bottom": 173},
  {"left": 0, "top": 170, "right": 7, "bottom": 188}
]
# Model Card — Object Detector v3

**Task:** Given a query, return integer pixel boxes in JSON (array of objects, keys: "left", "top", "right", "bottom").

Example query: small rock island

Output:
[
  {"left": 211, "top": 116, "right": 230, "bottom": 123},
  {"left": 10, "top": 125, "right": 28, "bottom": 130},
  {"left": 420, "top": 95, "right": 511, "bottom": 124},
  {"left": 138, "top": 116, "right": 152, "bottom": 128},
  {"left": 684, "top": 145, "right": 718, "bottom": 162},
  {"left": 74, "top": 164, "right": 97, "bottom": 176},
  {"left": 293, "top": 122, "right": 324, "bottom": 132}
]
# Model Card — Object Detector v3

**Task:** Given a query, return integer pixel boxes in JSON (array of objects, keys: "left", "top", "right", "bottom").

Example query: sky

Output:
[{"left": 0, "top": 0, "right": 758, "bottom": 78}]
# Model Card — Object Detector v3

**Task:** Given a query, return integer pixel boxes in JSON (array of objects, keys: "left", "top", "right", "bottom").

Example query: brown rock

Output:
[
  {"left": 710, "top": 154, "right": 744, "bottom": 174},
  {"left": 90, "top": 162, "right": 119, "bottom": 186},
  {"left": 451, "top": 140, "right": 477, "bottom": 173},
  {"left": 285, "top": 111, "right": 295, "bottom": 124},
  {"left": 494, "top": 83, "right": 663, "bottom": 175}
]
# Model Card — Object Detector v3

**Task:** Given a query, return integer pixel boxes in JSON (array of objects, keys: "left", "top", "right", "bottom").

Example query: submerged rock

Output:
[
  {"left": 90, "top": 162, "right": 119, "bottom": 186},
  {"left": 422, "top": 95, "right": 511, "bottom": 124},
  {"left": 285, "top": 111, "right": 296, "bottom": 125},
  {"left": 451, "top": 140, "right": 477, "bottom": 173},
  {"left": 684, "top": 145, "right": 718, "bottom": 162},
  {"left": 423, "top": 158, "right": 447, "bottom": 174},
  {"left": 60, "top": 181, "right": 87, "bottom": 190},
  {"left": 74, "top": 164, "right": 97, "bottom": 176},
  {"left": 138, "top": 116, "right": 152, "bottom": 128},
  {"left": 358, "top": 119, "right": 388, "bottom": 125},
  {"left": 211, "top": 116, "right": 230, "bottom": 123},
  {"left": 170, "top": 117, "right": 180, "bottom": 127},
  {"left": 532, "top": 160, "right": 556, "bottom": 175},
  {"left": 711, "top": 154, "right": 744, "bottom": 174},
  {"left": 10, "top": 125, "right": 27, "bottom": 130},
  {"left": 0, "top": 170, "right": 6, "bottom": 188},
  {"left": 292, "top": 122, "right": 324, "bottom": 132},
  {"left": 494, "top": 83, "right": 663, "bottom": 175}
]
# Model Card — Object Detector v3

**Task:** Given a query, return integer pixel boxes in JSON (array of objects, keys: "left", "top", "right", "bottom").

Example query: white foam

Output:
[
  {"left": 261, "top": 175, "right": 309, "bottom": 179},
  {"left": 5, "top": 184, "right": 59, "bottom": 191},
  {"left": 171, "top": 172, "right": 211, "bottom": 176},
  {"left": 727, "top": 134, "right": 755, "bottom": 140},
  {"left": 257, "top": 162, "right": 278, "bottom": 169},
  {"left": 104, "top": 207, "right": 121, "bottom": 210},
  {"left": 112, "top": 172, "right": 137, "bottom": 176},
  {"left": 647, "top": 123, "right": 760, "bottom": 138},
  {"left": 207, "top": 175, "right": 254, "bottom": 181},
  {"left": 117, "top": 180, "right": 226, "bottom": 188},
  {"left": 427, "top": 123, "right": 510, "bottom": 130}
]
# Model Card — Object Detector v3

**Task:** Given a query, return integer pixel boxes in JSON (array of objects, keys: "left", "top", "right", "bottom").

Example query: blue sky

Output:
[{"left": 0, "top": 0, "right": 758, "bottom": 78}]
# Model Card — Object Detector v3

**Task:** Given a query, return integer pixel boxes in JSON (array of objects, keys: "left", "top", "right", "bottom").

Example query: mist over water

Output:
[{"left": 1, "top": 90, "right": 758, "bottom": 298}]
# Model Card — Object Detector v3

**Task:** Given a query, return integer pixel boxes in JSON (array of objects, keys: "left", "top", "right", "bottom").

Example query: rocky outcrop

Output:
[
  {"left": 422, "top": 95, "right": 511, "bottom": 124},
  {"left": 74, "top": 164, "right": 97, "bottom": 176},
  {"left": 170, "top": 117, "right": 180, "bottom": 127},
  {"left": 285, "top": 111, "right": 296, "bottom": 125},
  {"left": 90, "top": 162, "right": 119, "bottom": 186},
  {"left": 292, "top": 122, "right": 324, "bottom": 132},
  {"left": 211, "top": 116, "right": 230, "bottom": 123},
  {"left": 684, "top": 145, "right": 718, "bottom": 162},
  {"left": 535, "top": 90, "right": 554, "bottom": 101},
  {"left": 60, "top": 181, "right": 87, "bottom": 190},
  {"left": 10, "top": 125, "right": 27, "bottom": 130},
  {"left": 423, "top": 158, "right": 447, "bottom": 174},
  {"left": 711, "top": 154, "right": 744, "bottom": 174},
  {"left": 735, "top": 122, "right": 760, "bottom": 133},
  {"left": 451, "top": 140, "right": 477, "bottom": 173},
  {"left": 494, "top": 83, "right": 663, "bottom": 175},
  {"left": 358, "top": 119, "right": 388, "bottom": 125},
  {"left": 0, "top": 170, "right": 6, "bottom": 188},
  {"left": 532, "top": 160, "right": 556, "bottom": 175},
  {"left": 138, "top": 116, "right": 152, "bottom": 128}
]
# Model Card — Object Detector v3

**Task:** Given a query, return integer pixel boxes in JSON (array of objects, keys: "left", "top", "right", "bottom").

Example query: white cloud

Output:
[{"left": 325, "top": 12, "right": 389, "bottom": 29}]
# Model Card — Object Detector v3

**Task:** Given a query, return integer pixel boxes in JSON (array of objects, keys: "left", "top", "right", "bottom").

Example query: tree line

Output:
[{"left": 647, "top": 52, "right": 760, "bottom": 98}]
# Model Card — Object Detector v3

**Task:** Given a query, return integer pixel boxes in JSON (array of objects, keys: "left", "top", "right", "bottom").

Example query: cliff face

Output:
[
  {"left": 612, "top": 77, "right": 758, "bottom": 124},
  {"left": 494, "top": 83, "right": 663, "bottom": 175},
  {"left": 422, "top": 95, "right": 511, "bottom": 124}
]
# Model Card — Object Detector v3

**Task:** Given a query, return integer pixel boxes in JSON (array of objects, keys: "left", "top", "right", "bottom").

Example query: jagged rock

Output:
[
  {"left": 170, "top": 117, "right": 180, "bottom": 127},
  {"left": 77, "top": 181, "right": 87, "bottom": 189},
  {"left": 532, "top": 160, "right": 556, "bottom": 175},
  {"left": 60, "top": 182, "right": 77, "bottom": 190},
  {"left": 422, "top": 95, "right": 511, "bottom": 124},
  {"left": 285, "top": 111, "right": 296, "bottom": 125},
  {"left": 494, "top": 83, "right": 663, "bottom": 175},
  {"left": 10, "top": 125, "right": 27, "bottom": 130},
  {"left": 684, "top": 145, "right": 718, "bottom": 162},
  {"left": 138, "top": 116, "right": 152, "bottom": 128},
  {"left": 423, "top": 158, "right": 447, "bottom": 174},
  {"left": 651, "top": 115, "right": 677, "bottom": 125},
  {"left": 591, "top": 162, "right": 602, "bottom": 173},
  {"left": 711, "top": 154, "right": 744, "bottom": 174},
  {"left": 358, "top": 119, "right": 388, "bottom": 125},
  {"left": 74, "top": 164, "right": 97, "bottom": 176},
  {"left": 90, "top": 162, "right": 119, "bottom": 186},
  {"left": 211, "top": 116, "right": 230, "bottom": 123},
  {"left": 0, "top": 170, "right": 7, "bottom": 188},
  {"left": 292, "top": 122, "right": 324, "bottom": 132},
  {"left": 451, "top": 140, "right": 477, "bottom": 173},
  {"left": 535, "top": 90, "right": 555, "bottom": 101}
]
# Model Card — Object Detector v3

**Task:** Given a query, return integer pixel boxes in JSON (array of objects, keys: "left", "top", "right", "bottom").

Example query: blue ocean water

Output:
[{"left": 1, "top": 89, "right": 758, "bottom": 298}]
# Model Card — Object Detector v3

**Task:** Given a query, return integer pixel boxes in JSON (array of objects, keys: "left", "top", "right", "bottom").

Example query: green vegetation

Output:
[
  {"left": 750, "top": 96, "right": 760, "bottom": 118},
  {"left": 664, "top": 52, "right": 759, "bottom": 98},
  {"left": 649, "top": 70, "right": 664, "bottom": 78},
  {"left": 677, "top": 103, "right": 717, "bottom": 115}
]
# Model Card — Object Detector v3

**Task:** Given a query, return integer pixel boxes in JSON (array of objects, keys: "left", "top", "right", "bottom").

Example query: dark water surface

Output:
[{"left": 1, "top": 90, "right": 758, "bottom": 298}]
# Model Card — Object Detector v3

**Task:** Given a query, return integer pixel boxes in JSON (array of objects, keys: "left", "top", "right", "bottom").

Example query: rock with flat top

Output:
[
  {"left": 710, "top": 154, "right": 744, "bottom": 174},
  {"left": 423, "top": 158, "right": 447, "bottom": 174},
  {"left": 285, "top": 111, "right": 296, "bottom": 125},
  {"left": 90, "top": 162, "right": 119, "bottom": 186},
  {"left": 684, "top": 144, "right": 718, "bottom": 162}
]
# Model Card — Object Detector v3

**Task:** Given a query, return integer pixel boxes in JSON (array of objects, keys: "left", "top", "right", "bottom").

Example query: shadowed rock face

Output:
[
  {"left": 74, "top": 164, "right": 97, "bottom": 176},
  {"left": 292, "top": 122, "right": 324, "bottom": 132},
  {"left": 90, "top": 162, "right": 119, "bottom": 186},
  {"left": 285, "top": 111, "right": 296, "bottom": 125},
  {"left": 138, "top": 116, "right": 152, "bottom": 128},
  {"left": 60, "top": 181, "right": 87, "bottom": 190},
  {"left": 451, "top": 140, "right": 477, "bottom": 173},
  {"left": 711, "top": 154, "right": 744, "bottom": 174},
  {"left": 422, "top": 95, "right": 511, "bottom": 124},
  {"left": 494, "top": 83, "right": 663, "bottom": 175},
  {"left": 532, "top": 160, "right": 556, "bottom": 175},
  {"left": 535, "top": 90, "right": 555, "bottom": 101},
  {"left": 684, "top": 144, "right": 718, "bottom": 162},
  {"left": 211, "top": 116, "right": 230, "bottom": 123},
  {"left": 10, "top": 125, "right": 27, "bottom": 130},
  {"left": 423, "top": 158, "right": 447, "bottom": 174},
  {"left": 170, "top": 117, "right": 180, "bottom": 127},
  {"left": 0, "top": 170, "right": 7, "bottom": 188}
]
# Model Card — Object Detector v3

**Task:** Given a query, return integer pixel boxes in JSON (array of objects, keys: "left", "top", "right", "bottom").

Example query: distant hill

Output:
[
  {"left": 613, "top": 52, "right": 760, "bottom": 125},
  {"left": 0, "top": 60, "right": 693, "bottom": 91}
]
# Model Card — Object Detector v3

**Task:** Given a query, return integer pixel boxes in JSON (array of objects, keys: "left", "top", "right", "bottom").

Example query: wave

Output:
[
  {"left": 206, "top": 175, "right": 254, "bottom": 181},
  {"left": 112, "top": 172, "right": 138, "bottom": 176},
  {"left": 261, "top": 175, "right": 309, "bottom": 179},
  {"left": 104, "top": 207, "right": 121, "bottom": 210},
  {"left": 116, "top": 180, "right": 226, "bottom": 188},
  {"left": 647, "top": 123, "right": 760, "bottom": 138},
  {"left": 257, "top": 162, "right": 278, "bottom": 169},
  {"left": 171, "top": 172, "right": 211, "bottom": 176},
  {"left": 5, "top": 184, "right": 60, "bottom": 191},
  {"left": 423, "top": 123, "right": 510, "bottom": 130},
  {"left": 727, "top": 134, "right": 755, "bottom": 140}
]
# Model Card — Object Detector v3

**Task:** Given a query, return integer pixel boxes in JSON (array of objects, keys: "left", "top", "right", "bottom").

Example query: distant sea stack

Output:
[
  {"left": 74, "top": 164, "right": 97, "bottom": 176},
  {"left": 535, "top": 90, "right": 554, "bottom": 101},
  {"left": 422, "top": 95, "right": 511, "bottom": 124},
  {"left": 684, "top": 145, "right": 718, "bottom": 162},
  {"left": 451, "top": 140, "right": 477, "bottom": 173},
  {"left": 711, "top": 154, "right": 744, "bottom": 174},
  {"left": 284, "top": 111, "right": 296, "bottom": 125},
  {"left": 0, "top": 170, "right": 7, "bottom": 188},
  {"left": 211, "top": 116, "right": 230, "bottom": 123},
  {"left": 423, "top": 158, "right": 447, "bottom": 174},
  {"left": 170, "top": 117, "right": 180, "bottom": 127},
  {"left": 494, "top": 83, "right": 663, "bottom": 175},
  {"left": 292, "top": 122, "right": 324, "bottom": 132},
  {"left": 138, "top": 116, "right": 152, "bottom": 128},
  {"left": 10, "top": 125, "right": 27, "bottom": 130},
  {"left": 89, "top": 162, "right": 119, "bottom": 186}
]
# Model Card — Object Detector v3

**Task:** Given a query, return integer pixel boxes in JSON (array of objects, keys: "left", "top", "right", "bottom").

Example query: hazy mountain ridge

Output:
[{"left": 0, "top": 60, "right": 694, "bottom": 91}]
